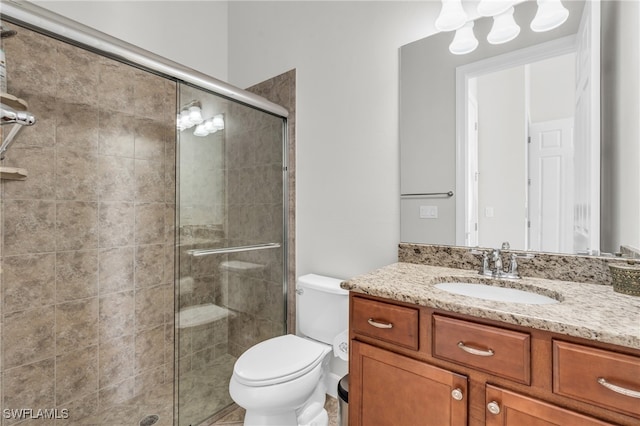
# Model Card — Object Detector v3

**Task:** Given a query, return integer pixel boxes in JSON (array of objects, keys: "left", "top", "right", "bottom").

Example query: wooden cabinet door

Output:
[
  {"left": 485, "top": 385, "right": 614, "bottom": 426},
  {"left": 350, "top": 341, "right": 468, "bottom": 426}
]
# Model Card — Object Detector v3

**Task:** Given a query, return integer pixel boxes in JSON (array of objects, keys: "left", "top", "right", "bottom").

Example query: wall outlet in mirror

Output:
[{"left": 420, "top": 205, "right": 438, "bottom": 219}]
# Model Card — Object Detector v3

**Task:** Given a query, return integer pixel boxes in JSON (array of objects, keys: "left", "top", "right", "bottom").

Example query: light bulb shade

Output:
[
  {"left": 212, "top": 114, "right": 225, "bottom": 130},
  {"left": 188, "top": 106, "right": 204, "bottom": 125},
  {"left": 180, "top": 110, "right": 194, "bottom": 129},
  {"left": 449, "top": 21, "right": 479, "bottom": 55},
  {"left": 193, "top": 124, "right": 209, "bottom": 137},
  {"left": 435, "top": 0, "right": 468, "bottom": 32},
  {"left": 487, "top": 7, "right": 520, "bottom": 45},
  {"left": 477, "top": 0, "right": 513, "bottom": 17},
  {"left": 530, "top": 0, "right": 569, "bottom": 32},
  {"left": 203, "top": 119, "right": 217, "bottom": 133}
]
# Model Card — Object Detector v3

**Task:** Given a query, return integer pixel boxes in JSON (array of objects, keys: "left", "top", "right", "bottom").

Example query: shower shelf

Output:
[
  {"left": 1, "top": 93, "right": 28, "bottom": 111},
  {"left": 0, "top": 166, "right": 27, "bottom": 180}
]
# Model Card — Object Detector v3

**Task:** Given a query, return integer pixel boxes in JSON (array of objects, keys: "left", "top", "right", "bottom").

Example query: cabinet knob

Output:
[
  {"left": 451, "top": 388, "right": 463, "bottom": 401},
  {"left": 487, "top": 401, "right": 501, "bottom": 415}
]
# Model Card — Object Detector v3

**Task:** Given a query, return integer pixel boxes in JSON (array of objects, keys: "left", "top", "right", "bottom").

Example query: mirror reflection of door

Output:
[
  {"left": 467, "top": 52, "right": 580, "bottom": 252},
  {"left": 529, "top": 118, "right": 574, "bottom": 253},
  {"left": 467, "top": 91, "right": 479, "bottom": 247}
]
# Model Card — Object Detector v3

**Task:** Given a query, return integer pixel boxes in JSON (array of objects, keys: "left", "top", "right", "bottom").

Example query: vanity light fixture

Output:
[
  {"left": 437, "top": 0, "right": 569, "bottom": 54},
  {"left": 449, "top": 21, "right": 479, "bottom": 55},
  {"left": 177, "top": 101, "right": 225, "bottom": 137},
  {"left": 477, "top": 0, "right": 514, "bottom": 17},
  {"left": 435, "top": 0, "right": 468, "bottom": 32},
  {"left": 530, "top": 0, "right": 569, "bottom": 32},
  {"left": 193, "top": 114, "right": 225, "bottom": 137},
  {"left": 487, "top": 7, "right": 521, "bottom": 44}
]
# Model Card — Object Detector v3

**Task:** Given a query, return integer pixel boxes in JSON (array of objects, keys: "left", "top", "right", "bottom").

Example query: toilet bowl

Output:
[{"left": 228, "top": 274, "right": 349, "bottom": 426}]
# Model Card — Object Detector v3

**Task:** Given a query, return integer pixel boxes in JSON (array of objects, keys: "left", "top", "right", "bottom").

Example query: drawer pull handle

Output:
[
  {"left": 367, "top": 318, "right": 393, "bottom": 329},
  {"left": 487, "top": 401, "right": 501, "bottom": 415},
  {"left": 457, "top": 341, "right": 494, "bottom": 357},
  {"left": 597, "top": 377, "right": 640, "bottom": 399}
]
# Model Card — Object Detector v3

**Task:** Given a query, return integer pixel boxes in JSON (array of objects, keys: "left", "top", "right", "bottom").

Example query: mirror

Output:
[{"left": 399, "top": 0, "right": 640, "bottom": 257}]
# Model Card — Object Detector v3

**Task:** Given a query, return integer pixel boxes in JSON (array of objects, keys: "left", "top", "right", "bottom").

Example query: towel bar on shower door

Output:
[{"left": 187, "top": 242, "right": 281, "bottom": 257}]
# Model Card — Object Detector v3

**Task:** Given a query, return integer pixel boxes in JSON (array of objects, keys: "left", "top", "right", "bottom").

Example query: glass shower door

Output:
[{"left": 175, "top": 83, "right": 286, "bottom": 426}]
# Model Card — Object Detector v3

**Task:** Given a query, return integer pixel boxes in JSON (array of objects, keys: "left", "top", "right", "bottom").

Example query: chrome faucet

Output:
[{"left": 471, "top": 248, "right": 534, "bottom": 279}]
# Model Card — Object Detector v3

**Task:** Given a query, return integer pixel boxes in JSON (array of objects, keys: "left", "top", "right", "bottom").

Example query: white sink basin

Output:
[{"left": 435, "top": 282, "right": 559, "bottom": 305}]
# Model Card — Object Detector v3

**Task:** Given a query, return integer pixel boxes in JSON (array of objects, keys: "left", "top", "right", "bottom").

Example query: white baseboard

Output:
[{"left": 324, "top": 372, "right": 342, "bottom": 399}]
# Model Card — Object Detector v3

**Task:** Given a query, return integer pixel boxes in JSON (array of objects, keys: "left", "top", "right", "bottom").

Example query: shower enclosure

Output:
[
  {"left": 0, "top": 3, "right": 289, "bottom": 426},
  {"left": 175, "top": 86, "right": 287, "bottom": 425}
]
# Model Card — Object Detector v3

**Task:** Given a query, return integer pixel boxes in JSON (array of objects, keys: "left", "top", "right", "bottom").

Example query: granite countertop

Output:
[{"left": 342, "top": 262, "right": 640, "bottom": 350}]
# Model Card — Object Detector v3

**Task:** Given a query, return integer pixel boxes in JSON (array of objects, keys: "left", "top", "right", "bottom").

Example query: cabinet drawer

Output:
[
  {"left": 351, "top": 297, "right": 419, "bottom": 350},
  {"left": 433, "top": 315, "right": 531, "bottom": 384},
  {"left": 553, "top": 340, "right": 640, "bottom": 418}
]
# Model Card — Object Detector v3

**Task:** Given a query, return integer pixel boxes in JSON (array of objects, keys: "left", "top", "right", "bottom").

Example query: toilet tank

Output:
[{"left": 297, "top": 274, "right": 349, "bottom": 344}]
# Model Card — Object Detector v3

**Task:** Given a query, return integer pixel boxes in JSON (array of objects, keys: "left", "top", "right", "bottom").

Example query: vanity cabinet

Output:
[
  {"left": 349, "top": 293, "right": 640, "bottom": 426},
  {"left": 350, "top": 340, "right": 468, "bottom": 426}
]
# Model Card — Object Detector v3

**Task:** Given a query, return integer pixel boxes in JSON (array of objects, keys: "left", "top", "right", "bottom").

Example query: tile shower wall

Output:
[
  {"left": 246, "top": 70, "right": 296, "bottom": 335},
  {"left": 0, "top": 24, "right": 176, "bottom": 425},
  {"left": 222, "top": 100, "right": 286, "bottom": 358}
]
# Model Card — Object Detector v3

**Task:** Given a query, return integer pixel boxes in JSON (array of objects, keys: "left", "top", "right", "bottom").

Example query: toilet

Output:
[{"left": 229, "top": 274, "right": 349, "bottom": 426}]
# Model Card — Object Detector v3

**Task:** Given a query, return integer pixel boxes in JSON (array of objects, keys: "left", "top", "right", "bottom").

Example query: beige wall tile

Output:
[
  {"left": 3, "top": 359, "right": 55, "bottom": 419},
  {"left": 135, "top": 159, "right": 165, "bottom": 203},
  {"left": 1, "top": 29, "right": 57, "bottom": 98},
  {"left": 99, "top": 291, "right": 134, "bottom": 341},
  {"left": 135, "top": 325, "right": 165, "bottom": 373},
  {"left": 98, "top": 247, "right": 134, "bottom": 294},
  {"left": 55, "top": 148, "right": 99, "bottom": 201},
  {"left": 134, "top": 366, "right": 164, "bottom": 396},
  {"left": 1, "top": 23, "right": 179, "bottom": 420},
  {"left": 98, "top": 57, "right": 135, "bottom": 115},
  {"left": 55, "top": 42, "right": 99, "bottom": 107},
  {"left": 98, "top": 111, "right": 136, "bottom": 158},
  {"left": 98, "top": 335, "right": 134, "bottom": 388},
  {"left": 98, "top": 378, "right": 134, "bottom": 410},
  {"left": 135, "top": 119, "right": 167, "bottom": 162},
  {"left": 55, "top": 346, "right": 98, "bottom": 405},
  {"left": 55, "top": 298, "right": 99, "bottom": 354},
  {"left": 3, "top": 253, "right": 55, "bottom": 314},
  {"left": 3, "top": 200, "right": 56, "bottom": 255},
  {"left": 135, "top": 244, "right": 165, "bottom": 288},
  {"left": 58, "top": 391, "right": 99, "bottom": 424},
  {"left": 98, "top": 156, "right": 135, "bottom": 201},
  {"left": 55, "top": 201, "right": 99, "bottom": 251},
  {"left": 56, "top": 102, "right": 99, "bottom": 153},
  {"left": 3, "top": 306, "right": 55, "bottom": 369},
  {"left": 134, "top": 70, "right": 170, "bottom": 121},
  {"left": 2, "top": 147, "right": 56, "bottom": 200},
  {"left": 98, "top": 202, "right": 135, "bottom": 248},
  {"left": 135, "top": 285, "right": 166, "bottom": 331},
  {"left": 55, "top": 250, "right": 98, "bottom": 302},
  {"left": 135, "top": 203, "right": 165, "bottom": 245}
]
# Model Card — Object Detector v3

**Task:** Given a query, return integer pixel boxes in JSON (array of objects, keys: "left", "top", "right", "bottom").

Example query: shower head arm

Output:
[{"left": 0, "top": 103, "right": 36, "bottom": 160}]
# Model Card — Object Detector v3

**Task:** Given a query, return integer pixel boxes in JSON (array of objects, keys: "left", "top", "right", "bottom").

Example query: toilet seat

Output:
[{"left": 233, "top": 334, "right": 330, "bottom": 387}]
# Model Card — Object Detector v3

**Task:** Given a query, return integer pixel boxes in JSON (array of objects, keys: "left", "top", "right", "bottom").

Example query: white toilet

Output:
[{"left": 229, "top": 274, "right": 349, "bottom": 426}]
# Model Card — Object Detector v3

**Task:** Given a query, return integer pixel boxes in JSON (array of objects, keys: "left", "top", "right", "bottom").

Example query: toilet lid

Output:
[{"left": 233, "top": 334, "right": 329, "bottom": 386}]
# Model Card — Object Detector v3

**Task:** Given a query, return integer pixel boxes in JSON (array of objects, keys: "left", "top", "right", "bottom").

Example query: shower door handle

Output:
[{"left": 187, "top": 243, "right": 281, "bottom": 257}]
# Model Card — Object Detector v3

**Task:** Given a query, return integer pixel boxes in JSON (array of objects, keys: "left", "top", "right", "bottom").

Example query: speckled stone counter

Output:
[{"left": 342, "top": 262, "right": 640, "bottom": 350}]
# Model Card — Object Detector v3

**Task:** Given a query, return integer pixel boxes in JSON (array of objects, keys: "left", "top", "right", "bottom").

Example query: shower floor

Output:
[
  {"left": 178, "top": 354, "right": 237, "bottom": 426},
  {"left": 73, "top": 353, "right": 338, "bottom": 426},
  {"left": 74, "top": 354, "right": 236, "bottom": 426}
]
